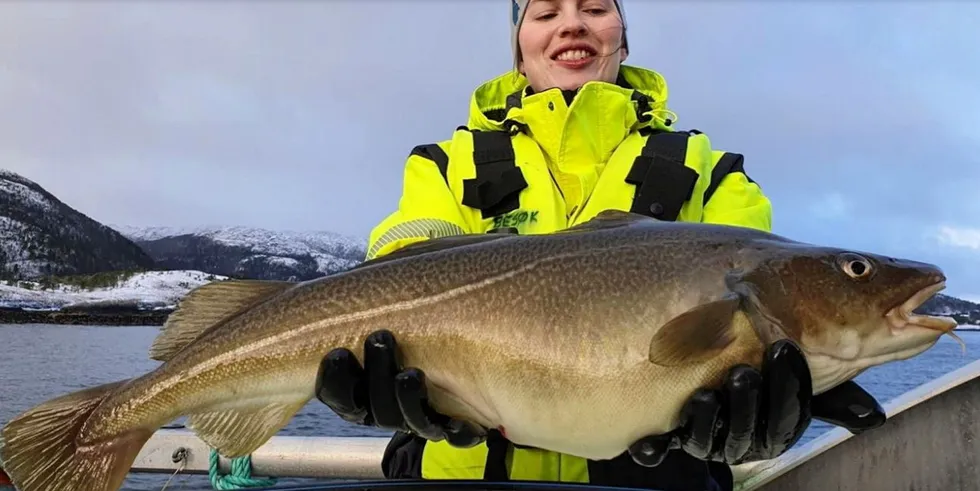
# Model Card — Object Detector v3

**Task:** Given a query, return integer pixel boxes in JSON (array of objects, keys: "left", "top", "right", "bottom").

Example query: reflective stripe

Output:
[
  {"left": 421, "top": 441, "right": 489, "bottom": 480},
  {"left": 366, "top": 218, "right": 466, "bottom": 260},
  {"left": 421, "top": 440, "right": 590, "bottom": 482},
  {"left": 509, "top": 448, "right": 589, "bottom": 483}
]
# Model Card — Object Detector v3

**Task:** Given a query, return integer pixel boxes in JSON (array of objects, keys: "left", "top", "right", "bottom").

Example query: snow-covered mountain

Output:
[
  {"left": 0, "top": 169, "right": 156, "bottom": 279},
  {"left": 111, "top": 224, "right": 367, "bottom": 281},
  {"left": 0, "top": 269, "right": 224, "bottom": 310},
  {"left": 0, "top": 168, "right": 365, "bottom": 318},
  {"left": 918, "top": 293, "right": 980, "bottom": 326}
]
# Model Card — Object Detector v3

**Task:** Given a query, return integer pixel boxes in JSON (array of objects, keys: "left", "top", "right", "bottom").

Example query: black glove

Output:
[
  {"left": 314, "top": 329, "right": 487, "bottom": 447},
  {"left": 627, "top": 339, "right": 887, "bottom": 467}
]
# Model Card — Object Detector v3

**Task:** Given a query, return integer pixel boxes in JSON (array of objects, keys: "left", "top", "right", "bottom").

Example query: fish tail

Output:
[{"left": 0, "top": 379, "right": 153, "bottom": 491}]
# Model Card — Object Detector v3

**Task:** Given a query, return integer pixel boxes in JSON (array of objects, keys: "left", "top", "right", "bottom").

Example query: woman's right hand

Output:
[{"left": 315, "top": 329, "right": 487, "bottom": 447}]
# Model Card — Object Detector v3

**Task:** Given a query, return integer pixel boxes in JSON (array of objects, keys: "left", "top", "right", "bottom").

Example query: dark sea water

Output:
[{"left": 0, "top": 324, "right": 977, "bottom": 490}]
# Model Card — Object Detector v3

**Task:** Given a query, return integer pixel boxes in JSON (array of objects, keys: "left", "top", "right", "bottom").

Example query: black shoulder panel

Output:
[
  {"left": 460, "top": 130, "right": 528, "bottom": 219},
  {"left": 703, "top": 151, "right": 753, "bottom": 204},
  {"left": 410, "top": 144, "right": 449, "bottom": 184}
]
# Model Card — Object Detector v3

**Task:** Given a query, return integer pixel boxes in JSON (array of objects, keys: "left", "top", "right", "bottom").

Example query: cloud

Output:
[{"left": 937, "top": 226, "right": 980, "bottom": 251}]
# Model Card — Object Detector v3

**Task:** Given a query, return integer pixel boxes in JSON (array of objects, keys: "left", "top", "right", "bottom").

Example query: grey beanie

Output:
[{"left": 510, "top": 0, "right": 627, "bottom": 65}]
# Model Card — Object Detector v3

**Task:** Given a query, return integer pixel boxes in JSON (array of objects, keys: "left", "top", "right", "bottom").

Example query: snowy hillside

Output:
[
  {"left": 918, "top": 293, "right": 980, "bottom": 325},
  {"left": 111, "top": 225, "right": 367, "bottom": 281},
  {"left": 0, "top": 270, "right": 225, "bottom": 310},
  {"left": 0, "top": 169, "right": 156, "bottom": 279}
]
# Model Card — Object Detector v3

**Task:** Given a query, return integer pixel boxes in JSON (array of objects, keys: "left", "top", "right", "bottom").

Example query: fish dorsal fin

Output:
[
  {"left": 648, "top": 294, "right": 740, "bottom": 367},
  {"left": 356, "top": 211, "right": 653, "bottom": 269},
  {"left": 149, "top": 279, "right": 294, "bottom": 362},
  {"left": 560, "top": 209, "right": 659, "bottom": 234},
  {"left": 358, "top": 211, "right": 651, "bottom": 268},
  {"left": 186, "top": 399, "right": 307, "bottom": 458},
  {"left": 356, "top": 232, "right": 518, "bottom": 269}
]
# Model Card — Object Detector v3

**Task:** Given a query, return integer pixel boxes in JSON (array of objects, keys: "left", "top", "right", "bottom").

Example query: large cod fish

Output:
[{"left": 0, "top": 210, "right": 960, "bottom": 491}]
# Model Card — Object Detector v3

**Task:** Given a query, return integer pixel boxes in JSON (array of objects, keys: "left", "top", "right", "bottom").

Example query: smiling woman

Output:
[
  {"left": 514, "top": 0, "right": 628, "bottom": 91},
  {"left": 308, "top": 1, "right": 892, "bottom": 491}
]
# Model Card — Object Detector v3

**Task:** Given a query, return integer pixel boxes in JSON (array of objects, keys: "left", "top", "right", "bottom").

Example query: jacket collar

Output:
[
  {"left": 461, "top": 65, "right": 678, "bottom": 215},
  {"left": 465, "top": 64, "right": 676, "bottom": 135}
]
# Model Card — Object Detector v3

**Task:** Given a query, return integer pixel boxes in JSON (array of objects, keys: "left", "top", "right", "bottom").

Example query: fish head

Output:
[{"left": 734, "top": 241, "right": 958, "bottom": 394}]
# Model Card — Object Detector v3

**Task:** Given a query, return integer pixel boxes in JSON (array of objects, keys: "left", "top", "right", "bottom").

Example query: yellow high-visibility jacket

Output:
[{"left": 370, "top": 65, "right": 771, "bottom": 489}]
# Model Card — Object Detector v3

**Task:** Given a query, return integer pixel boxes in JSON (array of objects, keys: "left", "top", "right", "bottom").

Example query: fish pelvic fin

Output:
[
  {"left": 186, "top": 399, "right": 307, "bottom": 458},
  {"left": 0, "top": 379, "right": 153, "bottom": 491},
  {"left": 648, "top": 294, "right": 740, "bottom": 367},
  {"left": 150, "top": 279, "right": 295, "bottom": 362}
]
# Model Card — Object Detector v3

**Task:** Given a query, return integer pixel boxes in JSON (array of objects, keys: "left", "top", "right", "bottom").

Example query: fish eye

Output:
[{"left": 838, "top": 253, "right": 873, "bottom": 280}]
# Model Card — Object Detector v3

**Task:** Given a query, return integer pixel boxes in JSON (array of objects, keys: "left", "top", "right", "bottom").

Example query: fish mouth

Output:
[{"left": 885, "top": 280, "right": 959, "bottom": 335}]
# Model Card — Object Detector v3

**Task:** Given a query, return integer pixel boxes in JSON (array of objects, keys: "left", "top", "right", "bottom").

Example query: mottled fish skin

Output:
[
  {"left": 85, "top": 216, "right": 767, "bottom": 449},
  {"left": 0, "top": 211, "right": 958, "bottom": 491}
]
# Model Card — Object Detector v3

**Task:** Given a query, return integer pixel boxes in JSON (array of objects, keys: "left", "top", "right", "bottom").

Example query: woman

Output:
[{"left": 314, "top": 1, "right": 887, "bottom": 490}]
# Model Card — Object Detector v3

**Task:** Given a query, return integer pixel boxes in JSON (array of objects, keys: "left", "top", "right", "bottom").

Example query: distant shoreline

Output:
[{"left": 0, "top": 307, "right": 171, "bottom": 326}]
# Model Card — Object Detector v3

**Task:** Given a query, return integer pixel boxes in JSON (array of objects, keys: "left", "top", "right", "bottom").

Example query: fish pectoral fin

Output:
[
  {"left": 150, "top": 279, "right": 295, "bottom": 362},
  {"left": 186, "top": 399, "right": 306, "bottom": 458},
  {"left": 648, "top": 295, "right": 739, "bottom": 367}
]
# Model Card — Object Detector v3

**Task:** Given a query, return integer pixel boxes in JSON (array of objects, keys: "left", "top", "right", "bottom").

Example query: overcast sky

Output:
[{"left": 1, "top": 1, "right": 979, "bottom": 301}]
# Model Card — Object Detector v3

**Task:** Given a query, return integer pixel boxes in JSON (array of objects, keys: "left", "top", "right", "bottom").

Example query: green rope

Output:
[{"left": 208, "top": 448, "right": 278, "bottom": 490}]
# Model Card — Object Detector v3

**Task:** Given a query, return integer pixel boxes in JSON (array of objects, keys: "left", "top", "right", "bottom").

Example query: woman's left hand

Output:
[{"left": 627, "top": 339, "right": 886, "bottom": 466}]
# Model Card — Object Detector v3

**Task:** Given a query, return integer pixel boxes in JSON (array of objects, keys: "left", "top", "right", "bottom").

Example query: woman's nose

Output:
[{"left": 557, "top": 13, "right": 588, "bottom": 37}]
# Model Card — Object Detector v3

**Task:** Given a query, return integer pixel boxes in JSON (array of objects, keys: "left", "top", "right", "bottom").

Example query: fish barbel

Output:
[{"left": 0, "top": 210, "right": 960, "bottom": 491}]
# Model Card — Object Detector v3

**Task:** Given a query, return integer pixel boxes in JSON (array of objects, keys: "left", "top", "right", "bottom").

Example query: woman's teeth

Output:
[{"left": 556, "top": 50, "right": 593, "bottom": 61}]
